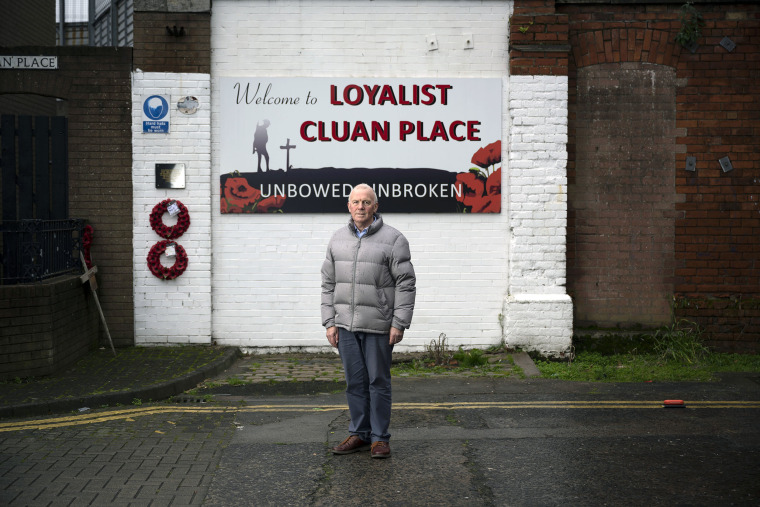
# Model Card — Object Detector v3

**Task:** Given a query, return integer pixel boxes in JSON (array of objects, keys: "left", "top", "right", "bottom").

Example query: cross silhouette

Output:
[
  {"left": 280, "top": 138, "right": 296, "bottom": 170},
  {"left": 79, "top": 252, "right": 116, "bottom": 356}
]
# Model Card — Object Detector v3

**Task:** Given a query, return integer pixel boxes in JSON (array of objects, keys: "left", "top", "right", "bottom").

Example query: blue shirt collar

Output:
[{"left": 354, "top": 216, "right": 377, "bottom": 238}]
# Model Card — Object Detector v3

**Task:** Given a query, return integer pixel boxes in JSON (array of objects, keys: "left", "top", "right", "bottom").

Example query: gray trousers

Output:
[{"left": 337, "top": 328, "right": 393, "bottom": 443}]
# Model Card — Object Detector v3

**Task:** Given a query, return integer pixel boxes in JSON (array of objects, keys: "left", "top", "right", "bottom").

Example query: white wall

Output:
[
  {"left": 210, "top": 0, "right": 513, "bottom": 352},
  {"left": 130, "top": 0, "right": 573, "bottom": 356},
  {"left": 132, "top": 72, "right": 212, "bottom": 344},
  {"left": 505, "top": 75, "right": 573, "bottom": 356}
]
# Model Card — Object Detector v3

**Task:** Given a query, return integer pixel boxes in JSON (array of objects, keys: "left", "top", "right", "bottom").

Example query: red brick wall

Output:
[
  {"left": 570, "top": 62, "right": 677, "bottom": 328},
  {"left": 673, "top": 2, "right": 760, "bottom": 352},
  {"left": 561, "top": 1, "right": 760, "bottom": 352},
  {"left": 510, "top": 0, "right": 569, "bottom": 76}
]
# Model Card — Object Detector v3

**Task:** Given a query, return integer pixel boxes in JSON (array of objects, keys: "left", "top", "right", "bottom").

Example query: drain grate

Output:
[{"left": 171, "top": 395, "right": 208, "bottom": 403}]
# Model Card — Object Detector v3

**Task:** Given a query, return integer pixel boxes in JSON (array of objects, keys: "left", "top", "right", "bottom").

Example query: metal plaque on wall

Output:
[{"left": 155, "top": 163, "right": 186, "bottom": 189}]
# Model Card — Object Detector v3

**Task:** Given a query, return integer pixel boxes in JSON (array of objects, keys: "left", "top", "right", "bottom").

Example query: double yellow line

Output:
[{"left": 1, "top": 400, "right": 758, "bottom": 433}]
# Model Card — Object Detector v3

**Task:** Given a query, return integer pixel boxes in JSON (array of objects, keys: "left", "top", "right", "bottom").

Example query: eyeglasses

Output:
[{"left": 350, "top": 200, "right": 374, "bottom": 207}]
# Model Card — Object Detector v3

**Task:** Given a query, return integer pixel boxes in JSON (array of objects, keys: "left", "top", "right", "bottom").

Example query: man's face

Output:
[{"left": 348, "top": 188, "right": 378, "bottom": 230}]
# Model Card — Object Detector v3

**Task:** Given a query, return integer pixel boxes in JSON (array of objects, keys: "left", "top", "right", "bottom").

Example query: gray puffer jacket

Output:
[{"left": 321, "top": 214, "right": 416, "bottom": 334}]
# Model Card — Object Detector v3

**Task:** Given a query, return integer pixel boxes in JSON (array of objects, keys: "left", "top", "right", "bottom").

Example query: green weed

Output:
[
  {"left": 453, "top": 347, "right": 488, "bottom": 368},
  {"left": 652, "top": 319, "right": 710, "bottom": 364},
  {"left": 426, "top": 333, "right": 453, "bottom": 366}
]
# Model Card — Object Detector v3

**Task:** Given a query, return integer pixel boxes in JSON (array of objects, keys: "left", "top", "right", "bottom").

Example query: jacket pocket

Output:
[{"left": 376, "top": 288, "right": 393, "bottom": 321}]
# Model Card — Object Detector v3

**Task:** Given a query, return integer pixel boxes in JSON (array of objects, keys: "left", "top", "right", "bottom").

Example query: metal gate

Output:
[{"left": 0, "top": 114, "right": 81, "bottom": 283}]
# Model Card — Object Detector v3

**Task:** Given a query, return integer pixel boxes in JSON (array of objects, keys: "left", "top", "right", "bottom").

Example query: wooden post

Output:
[{"left": 80, "top": 252, "right": 116, "bottom": 356}]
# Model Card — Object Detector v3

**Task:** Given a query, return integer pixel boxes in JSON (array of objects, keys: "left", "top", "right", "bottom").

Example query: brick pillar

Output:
[
  {"left": 504, "top": 0, "right": 573, "bottom": 357},
  {"left": 131, "top": 1, "right": 213, "bottom": 344}
]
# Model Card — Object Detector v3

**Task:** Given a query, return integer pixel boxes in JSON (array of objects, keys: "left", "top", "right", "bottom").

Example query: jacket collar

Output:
[{"left": 348, "top": 213, "right": 382, "bottom": 237}]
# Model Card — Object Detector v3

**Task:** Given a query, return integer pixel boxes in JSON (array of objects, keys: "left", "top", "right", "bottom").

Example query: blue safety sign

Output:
[{"left": 142, "top": 95, "right": 170, "bottom": 133}]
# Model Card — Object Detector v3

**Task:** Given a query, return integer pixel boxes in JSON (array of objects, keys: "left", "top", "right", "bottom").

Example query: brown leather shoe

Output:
[
  {"left": 332, "top": 435, "right": 371, "bottom": 455},
  {"left": 370, "top": 441, "right": 391, "bottom": 458}
]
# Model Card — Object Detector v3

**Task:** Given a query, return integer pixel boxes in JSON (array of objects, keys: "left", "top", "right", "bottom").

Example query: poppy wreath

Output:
[
  {"left": 82, "top": 224, "right": 94, "bottom": 269},
  {"left": 149, "top": 199, "right": 190, "bottom": 240},
  {"left": 147, "top": 240, "right": 188, "bottom": 280}
]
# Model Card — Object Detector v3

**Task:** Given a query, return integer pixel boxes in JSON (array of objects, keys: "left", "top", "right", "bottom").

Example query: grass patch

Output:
[
  {"left": 536, "top": 320, "right": 760, "bottom": 382},
  {"left": 536, "top": 352, "right": 760, "bottom": 382},
  {"left": 391, "top": 336, "right": 515, "bottom": 378}
]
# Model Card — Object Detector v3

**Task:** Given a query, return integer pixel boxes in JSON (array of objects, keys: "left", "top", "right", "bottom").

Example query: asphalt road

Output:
[{"left": 1, "top": 374, "right": 758, "bottom": 506}]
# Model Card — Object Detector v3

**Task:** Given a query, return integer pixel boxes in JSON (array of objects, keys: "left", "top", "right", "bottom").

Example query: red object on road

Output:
[{"left": 663, "top": 399, "right": 685, "bottom": 408}]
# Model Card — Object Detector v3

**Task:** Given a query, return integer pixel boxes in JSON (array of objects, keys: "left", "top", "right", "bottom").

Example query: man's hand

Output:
[
  {"left": 326, "top": 326, "right": 339, "bottom": 348},
  {"left": 390, "top": 327, "right": 404, "bottom": 345}
]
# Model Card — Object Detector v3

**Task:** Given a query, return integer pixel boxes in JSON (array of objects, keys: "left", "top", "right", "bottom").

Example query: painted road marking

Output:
[{"left": 1, "top": 401, "right": 758, "bottom": 433}]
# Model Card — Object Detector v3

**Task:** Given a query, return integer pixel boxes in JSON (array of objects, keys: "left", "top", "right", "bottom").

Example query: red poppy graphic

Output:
[
  {"left": 257, "top": 194, "right": 287, "bottom": 213},
  {"left": 220, "top": 183, "right": 230, "bottom": 213},
  {"left": 455, "top": 141, "right": 502, "bottom": 213},
  {"left": 220, "top": 173, "right": 286, "bottom": 213},
  {"left": 224, "top": 177, "right": 261, "bottom": 209},
  {"left": 471, "top": 168, "right": 501, "bottom": 213},
  {"left": 471, "top": 140, "right": 502, "bottom": 170},
  {"left": 455, "top": 172, "right": 485, "bottom": 208},
  {"left": 485, "top": 167, "right": 501, "bottom": 198}
]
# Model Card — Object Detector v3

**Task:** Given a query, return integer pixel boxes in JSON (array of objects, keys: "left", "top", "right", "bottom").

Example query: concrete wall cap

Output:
[{"left": 135, "top": 0, "right": 211, "bottom": 13}]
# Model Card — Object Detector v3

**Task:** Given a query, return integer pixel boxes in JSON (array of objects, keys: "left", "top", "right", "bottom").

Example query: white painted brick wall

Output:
[
  {"left": 508, "top": 75, "right": 569, "bottom": 294},
  {"left": 129, "top": 1, "right": 572, "bottom": 356},
  {"left": 505, "top": 294, "right": 573, "bottom": 357},
  {"left": 210, "top": 0, "right": 513, "bottom": 351},
  {"left": 505, "top": 75, "right": 572, "bottom": 356},
  {"left": 132, "top": 72, "right": 212, "bottom": 345}
]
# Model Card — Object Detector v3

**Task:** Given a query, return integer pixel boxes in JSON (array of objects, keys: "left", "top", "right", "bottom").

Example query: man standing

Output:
[{"left": 321, "top": 184, "right": 416, "bottom": 459}]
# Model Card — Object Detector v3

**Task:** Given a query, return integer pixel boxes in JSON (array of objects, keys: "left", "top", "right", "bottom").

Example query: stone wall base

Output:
[
  {"left": 0, "top": 275, "right": 99, "bottom": 380},
  {"left": 504, "top": 294, "right": 573, "bottom": 358}
]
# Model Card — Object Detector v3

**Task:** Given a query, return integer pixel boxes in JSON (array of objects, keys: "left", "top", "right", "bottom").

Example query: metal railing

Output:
[{"left": 0, "top": 219, "right": 84, "bottom": 285}]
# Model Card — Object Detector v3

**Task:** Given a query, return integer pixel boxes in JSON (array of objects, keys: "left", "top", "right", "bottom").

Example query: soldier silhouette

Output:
[{"left": 253, "top": 119, "right": 271, "bottom": 172}]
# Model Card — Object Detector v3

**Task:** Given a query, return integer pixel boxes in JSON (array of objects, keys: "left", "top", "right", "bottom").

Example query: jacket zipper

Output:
[{"left": 349, "top": 235, "right": 361, "bottom": 331}]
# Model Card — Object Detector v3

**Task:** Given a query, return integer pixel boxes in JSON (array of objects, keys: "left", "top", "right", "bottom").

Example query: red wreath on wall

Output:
[
  {"left": 147, "top": 240, "right": 188, "bottom": 280},
  {"left": 82, "top": 225, "right": 94, "bottom": 269},
  {"left": 149, "top": 199, "right": 190, "bottom": 239},
  {"left": 148, "top": 199, "right": 190, "bottom": 280}
]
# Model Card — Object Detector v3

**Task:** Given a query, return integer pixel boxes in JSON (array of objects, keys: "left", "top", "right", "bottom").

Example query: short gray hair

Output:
[{"left": 349, "top": 183, "right": 378, "bottom": 204}]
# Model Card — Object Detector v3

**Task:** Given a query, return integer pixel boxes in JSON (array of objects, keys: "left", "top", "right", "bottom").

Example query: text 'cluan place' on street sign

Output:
[{"left": 0, "top": 55, "right": 58, "bottom": 70}]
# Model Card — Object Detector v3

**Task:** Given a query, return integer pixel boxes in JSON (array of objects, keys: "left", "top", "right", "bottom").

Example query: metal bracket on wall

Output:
[
  {"left": 719, "top": 156, "right": 733, "bottom": 173},
  {"left": 426, "top": 34, "right": 439, "bottom": 51},
  {"left": 685, "top": 156, "right": 696, "bottom": 172},
  {"left": 463, "top": 33, "right": 474, "bottom": 50},
  {"left": 720, "top": 37, "right": 736, "bottom": 52}
]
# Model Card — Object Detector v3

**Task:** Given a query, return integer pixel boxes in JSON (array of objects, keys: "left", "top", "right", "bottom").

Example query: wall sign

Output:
[
  {"left": 155, "top": 163, "right": 186, "bottom": 188},
  {"left": 142, "top": 95, "right": 170, "bottom": 133},
  {"left": 0, "top": 55, "right": 58, "bottom": 69},
  {"left": 219, "top": 78, "right": 502, "bottom": 213}
]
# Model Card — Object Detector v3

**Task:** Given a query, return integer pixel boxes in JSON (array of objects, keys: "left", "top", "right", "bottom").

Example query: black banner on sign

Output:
[{"left": 220, "top": 166, "right": 501, "bottom": 214}]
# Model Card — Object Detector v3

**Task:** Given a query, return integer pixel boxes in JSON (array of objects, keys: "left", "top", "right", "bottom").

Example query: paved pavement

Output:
[
  {"left": 0, "top": 346, "right": 240, "bottom": 419},
  {"left": 0, "top": 346, "right": 534, "bottom": 418},
  {"left": 1, "top": 348, "right": 758, "bottom": 506}
]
